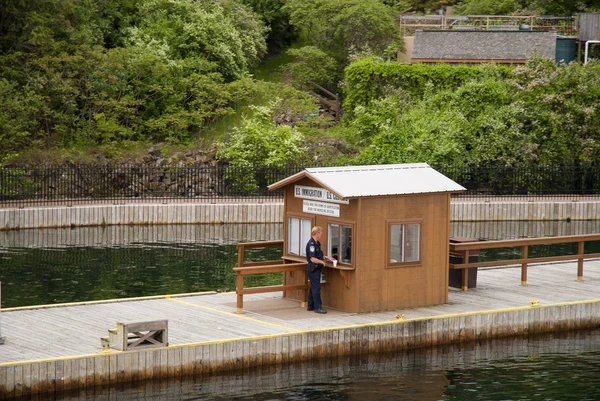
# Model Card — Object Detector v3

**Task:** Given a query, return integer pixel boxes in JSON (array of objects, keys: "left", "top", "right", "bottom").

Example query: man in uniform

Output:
[{"left": 306, "top": 226, "right": 333, "bottom": 314}]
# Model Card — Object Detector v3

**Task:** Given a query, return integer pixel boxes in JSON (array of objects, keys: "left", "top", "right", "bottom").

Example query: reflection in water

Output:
[
  {"left": 0, "top": 224, "right": 283, "bottom": 308},
  {"left": 34, "top": 329, "right": 600, "bottom": 401},
  {"left": 2, "top": 221, "right": 600, "bottom": 308},
  {"left": 0, "top": 224, "right": 284, "bottom": 248}
]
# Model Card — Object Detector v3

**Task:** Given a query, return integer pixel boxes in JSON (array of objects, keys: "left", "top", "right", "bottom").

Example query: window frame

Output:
[
  {"left": 386, "top": 219, "right": 422, "bottom": 268},
  {"left": 286, "top": 213, "right": 314, "bottom": 257},
  {"left": 326, "top": 219, "right": 355, "bottom": 268}
]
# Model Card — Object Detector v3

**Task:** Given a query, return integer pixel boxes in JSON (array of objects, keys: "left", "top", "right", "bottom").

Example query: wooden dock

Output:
[{"left": 2, "top": 259, "right": 600, "bottom": 398}]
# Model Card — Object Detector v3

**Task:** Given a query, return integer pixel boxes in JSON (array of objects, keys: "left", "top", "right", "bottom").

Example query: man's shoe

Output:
[
  {"left": 307, "top": 308, "right": 314, "bottom": 311},
  {"left": 314, "top": 308, "right": 327, "bottom": 314}
]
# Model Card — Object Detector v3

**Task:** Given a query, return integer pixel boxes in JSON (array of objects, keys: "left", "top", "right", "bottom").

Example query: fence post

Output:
[
  {"left": 0, "top": 281, "right": 5, "bottom": 344},
  {"left": 521, "top": 246, "right": 528, "bottom": 286},
  {"left": 577, "top": 241, "right": 584, "bottom": 281}
]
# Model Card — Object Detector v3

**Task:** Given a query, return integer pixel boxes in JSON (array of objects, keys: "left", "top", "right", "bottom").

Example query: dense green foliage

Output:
[
  {"left": 0, "top": 0, "right": 298, "bottom": 158},
  {"left": 454, "top": 0, "right": 518, "bottom": 15},
  {"left": 343, "top": 59, "right": 600, "bottom": 167},
  {"left": 215, "top": 102, "right": 306, "bottom": 193},
  {"left": 343, "top": 59, "right": 513, "bottom": 112},
  {"left": 281, "top": 46, "right": 338, "bottom": 89},
  {"left": 3, "top": 0, "right": 600, "bottom": 172},
  {"left": 390, "top": 0, "right": 600, "bottom": 14},
  {"left": 282, "top": 0, "right": 402, "bottom": 90},
  {"left": 239, "top": 0, "right": 297, "bottom": 52}
]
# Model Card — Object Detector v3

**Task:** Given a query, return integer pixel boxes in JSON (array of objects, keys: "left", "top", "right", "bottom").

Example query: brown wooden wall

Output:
[
  {"left": 282, "top": 178, "right": 360, "bottom": 312},
  {"left": 358, "top": 193, "right": 451, "bottom": 313}
]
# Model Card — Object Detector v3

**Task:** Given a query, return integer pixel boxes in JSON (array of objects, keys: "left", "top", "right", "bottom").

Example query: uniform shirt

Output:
[{"left": 306, "top": 237, "right": 324, "bottom": 265}]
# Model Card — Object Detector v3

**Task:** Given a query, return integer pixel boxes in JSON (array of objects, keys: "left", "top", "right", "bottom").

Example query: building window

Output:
[
  {"left": 389, "top": 223, "right": 420, "bottom": 264},
  {"left": 288, "top": 216, "right": 312, "bottom": 256},
  {"left": 328, "top": 223, "right": 352, "bottom": 265}
]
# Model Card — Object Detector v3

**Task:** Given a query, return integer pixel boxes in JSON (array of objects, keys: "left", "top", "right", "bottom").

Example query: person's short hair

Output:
[{"left": 311, "top": 226, "right": 322, "bottom": 236}]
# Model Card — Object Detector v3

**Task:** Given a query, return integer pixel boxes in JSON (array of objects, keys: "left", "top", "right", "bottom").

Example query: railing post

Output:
[
  {"left": 521, "top": 245, "right": 528, "bottom": 286},
  {"left": 0, "top": 281, "right": 5, "bottom": 344},
  {"left": 236, "top": 272, "right": 244, "bottom": 314},
  {"left": 461, "top": 250, "right": 470, "bottom": 291},
  {"left": 577, "top": 241, "right": 584, "bottom": 281},
  {"left": 237, "top": 244, "right": 245, "bottom": 268}
]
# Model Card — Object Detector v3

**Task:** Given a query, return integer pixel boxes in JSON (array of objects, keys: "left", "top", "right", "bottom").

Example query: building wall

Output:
[
  {"left": 281, "top": 177, "right": 360, "bottom": 312},
  {"left": 358, "top": 193, "right": 450, "bottom": 313},
  {"left": 398, "top": 36, "right": 415, "bottom": 63},
  {"left": 579, "top": 13, "right": 600, "bottom": 42}
]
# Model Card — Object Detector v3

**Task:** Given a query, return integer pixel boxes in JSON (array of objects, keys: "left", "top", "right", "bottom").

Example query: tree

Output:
[
  {"left": 125, "top": 0, "right": 267, "bottom": 80},
  {"left": 238, "top": 0, "right": 297, "bottom": 53},
  {"left": 281, "top": 46, "right": 337, "bottom": 89},
  {"left": 284, "top": 0, "right": 402, "bottom": 69},
  {"left": 454, "top": 0, "right": 518, "bottom": 15},
  {"left": 215, "top": 101, "right": 305, "bottom": 193}
]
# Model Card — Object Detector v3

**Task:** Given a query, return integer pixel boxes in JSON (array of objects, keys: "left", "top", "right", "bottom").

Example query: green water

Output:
[
  {"left": 0, "top": 224, "right": 283, "bottom": 308},
  {"left": 2, "top": 221, "right": 600, "bottom": 308}
]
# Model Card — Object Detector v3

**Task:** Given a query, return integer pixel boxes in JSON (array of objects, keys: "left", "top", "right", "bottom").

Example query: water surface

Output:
[{"left": 2, "top": 221, "right": 600, "bottom": 308}]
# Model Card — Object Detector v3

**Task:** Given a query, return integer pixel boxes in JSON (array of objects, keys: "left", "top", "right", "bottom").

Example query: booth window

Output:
[
  {"left": 328, "top": 223, "right": 352, "bottom": 265},
  {"left": 288, "top": 217, "right": 312, "bottom": 256},
  {"left": 389, "top": 223, "right": 420, "bottom": 265}
]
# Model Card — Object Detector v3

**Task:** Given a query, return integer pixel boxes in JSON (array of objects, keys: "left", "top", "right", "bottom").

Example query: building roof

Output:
[
  {"left": 268, "top": 163, "right": 465, "bottom": 199},
  {"left": 411, "top": 30, "right": 556, "bottom": 63}
]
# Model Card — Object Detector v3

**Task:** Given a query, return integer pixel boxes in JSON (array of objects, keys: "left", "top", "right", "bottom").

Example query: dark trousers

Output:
[{"left": 307, "top": 267, "right": 322, "bottom": 310}]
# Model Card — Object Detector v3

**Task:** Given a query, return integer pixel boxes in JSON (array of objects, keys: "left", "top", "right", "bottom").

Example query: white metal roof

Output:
[{"left": 268, "top": 163, "right": 465, "bottom": 198}]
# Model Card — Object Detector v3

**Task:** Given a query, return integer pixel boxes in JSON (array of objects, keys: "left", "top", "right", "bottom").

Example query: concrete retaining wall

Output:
[
  {"left": 2, "top": 201, "right": 600, "bottom": 231},
  {"left": 0, "top": 203, "right": 284, "bottom": 230},
  {"left": 450, "top": 201, "right": 600, "bottom": 222}
]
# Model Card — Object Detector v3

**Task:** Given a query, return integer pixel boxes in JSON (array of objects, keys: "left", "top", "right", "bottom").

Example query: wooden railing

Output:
[
  {"left": 449, "top": 234, "right": 600, "bottom": 291},
  {"left": 234, "top": 240, "right": 308, "bottom": 314},
  {"left": 400, "top": 14, "right": 575, "bottom": 36}
]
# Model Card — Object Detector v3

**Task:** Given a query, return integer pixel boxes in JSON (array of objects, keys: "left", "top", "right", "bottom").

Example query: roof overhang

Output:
[{"left": 267, "top": 170, "right": 346, "bottom": 200}]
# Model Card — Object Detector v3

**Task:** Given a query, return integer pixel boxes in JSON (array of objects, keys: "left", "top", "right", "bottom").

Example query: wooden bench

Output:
[
  {"left": 101, "top": 320, "right": 168, "bottom": 351},
  {"left": 235, "top": 241, "right": 309, "bottom": 314}
]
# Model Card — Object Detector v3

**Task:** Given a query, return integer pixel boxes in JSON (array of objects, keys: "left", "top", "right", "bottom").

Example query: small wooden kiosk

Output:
[{"left": 268, "top": 163, "right": 465, "bottom": 313}]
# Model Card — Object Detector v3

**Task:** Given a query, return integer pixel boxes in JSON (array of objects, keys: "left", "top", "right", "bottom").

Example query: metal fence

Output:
[
  {"left": 440, "top": 165, "right": 600, "bottom": 200},
  {"left": 1, "top": 165, "right": 599, "bottom": 207}
]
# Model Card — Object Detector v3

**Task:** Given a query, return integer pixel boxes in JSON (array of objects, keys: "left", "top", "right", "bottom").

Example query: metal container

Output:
[{"left": 556, "top": 37, "right": 577, "bottom": 64}]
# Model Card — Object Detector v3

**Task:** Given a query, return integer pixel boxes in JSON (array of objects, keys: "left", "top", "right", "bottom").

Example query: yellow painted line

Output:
[
  {"left": 2, "top": 298, "right": 599, "bottom": 368},
  {"left": 165, "top": 297, "right": 301, "bottom": 333},
  {"left": 2, "top": 291, "right": 217, "bottom": 312}
]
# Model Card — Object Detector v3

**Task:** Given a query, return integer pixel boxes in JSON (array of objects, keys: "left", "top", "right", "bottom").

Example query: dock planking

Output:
[
  {"left": 1, "top": 259, "right": 600, "bottom": 398},
  {"left": 2, "top": 259, "right": 600, "bottom": 364}
]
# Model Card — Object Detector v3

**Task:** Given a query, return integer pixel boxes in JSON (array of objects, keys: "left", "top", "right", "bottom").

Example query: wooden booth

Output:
[{"left": 268, "top": 163, "right": 465, "bottom": 313}]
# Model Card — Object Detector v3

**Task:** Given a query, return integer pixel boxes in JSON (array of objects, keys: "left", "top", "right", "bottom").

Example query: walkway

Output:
[{"left": 2, "top": 259, "right": 599, "bottom": 364}]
